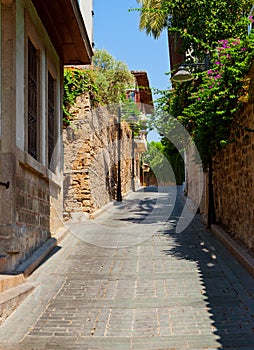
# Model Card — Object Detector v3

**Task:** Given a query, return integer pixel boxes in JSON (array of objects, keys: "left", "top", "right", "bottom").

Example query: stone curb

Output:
[
  {"left": 0, "top": 283, "right": 36, "bottom": 325},
  {"left": 13, "top": 226, "right": 70, "bottom": 278},
  {"left": 15, "top": 238, "right": 58, "bottom": 278},
  {"left": 0, "top": 226, "right": 70, "bottom": 326},
  {"left": 0, "top": 274, "right": 25, "bottom": 294},
  {"left": 211, "top": 224, "right": 254, "bottom": 278}
]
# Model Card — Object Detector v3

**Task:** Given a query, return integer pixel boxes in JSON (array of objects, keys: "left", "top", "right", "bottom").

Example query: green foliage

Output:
[
  {"left": 176, "top": 34, "right": 254, "bottom": 167},
  {"left": 92, "top": 49, "right": 135, "bottom": 105},
  {"left": 121, "top": 100, "right": 146, "bottom": 137},
  {"left": 137, "top": 1, "right": 254, "bottom": 169},
  {"left": 63, "top": 68, "right": 98, "bottom": 124},
  {"left": 134, "top": 0, "right": 168, "bottom": 39},
  {"left": 63, "top": 49, "right": 135, "bottom": 125},
  {"left": 135, "top": 0, "right": 253, "bottom": 59},
  {"left": 166, "top": 0, "right": 252, "bottom": 60},
  {"left": 144, "top": 140, "right": 184, "bottom": 185}
]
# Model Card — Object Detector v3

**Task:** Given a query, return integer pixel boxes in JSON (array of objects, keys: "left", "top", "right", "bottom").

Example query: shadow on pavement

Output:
[
  {"left": 115, "top": 186, "right": 174, "bottom": 225},
  {"left": 161, "top": 188, "right": 254, "bottom": 348}
]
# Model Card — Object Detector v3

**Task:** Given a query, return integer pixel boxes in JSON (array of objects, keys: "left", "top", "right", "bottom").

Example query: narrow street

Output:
[{"left": 0, "top": 187, "right": 253, "bottom": 350}]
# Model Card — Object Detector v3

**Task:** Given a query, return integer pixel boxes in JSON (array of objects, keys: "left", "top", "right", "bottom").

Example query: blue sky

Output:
[{"left": 93, "top": 0, "right": 170, "bottom": 92}]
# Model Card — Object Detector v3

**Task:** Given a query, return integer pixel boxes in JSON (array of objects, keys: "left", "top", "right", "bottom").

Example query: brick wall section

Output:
[
  {"left": 63, "top": 93, "right": 133, "bottom": 221},
  {"left": 14, "top": 164, "right": 51, "bottom": 265},
  {"left": 16, "top": 165, "right": 50, "bottom": 231},
  {"left": 0, "top": 157, "right": 54, "bottom": 271}
]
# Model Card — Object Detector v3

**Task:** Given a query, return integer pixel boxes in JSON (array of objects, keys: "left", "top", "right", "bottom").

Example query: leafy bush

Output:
[{"left": 63, "top": 50, "right": 135, "bottom": 125}]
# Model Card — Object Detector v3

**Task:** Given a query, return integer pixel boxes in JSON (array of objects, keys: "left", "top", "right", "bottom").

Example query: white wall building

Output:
[{"left": 79, "top": 0, "right": 94, "bottom": 46}]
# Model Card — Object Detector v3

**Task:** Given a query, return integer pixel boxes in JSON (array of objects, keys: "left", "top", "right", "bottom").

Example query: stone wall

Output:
[
  {"left": 13, "top": 163, "right": 51, "bottom": 269},
  {"left": 213, "top": 97, "right": 254, "bottom": 252},
  {"left": 185, "top": 67, "right": 254, "bottom": 254},
  {"left": 185, "top": 144, "right": 206, "bottom": 213},
  {"left": 63, "top": 93, "right": 136, "bottom": 221},
  {"left": 0, "top": 150, "right": 63, "bottom": 271}
]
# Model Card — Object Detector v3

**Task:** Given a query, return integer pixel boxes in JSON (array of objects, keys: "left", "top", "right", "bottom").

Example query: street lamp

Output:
[
  {"left": 171, "top": 53, "right": 216, "bottom": 228},
  {"left": 171, "top": 53, "right": 210, "bottom": 83},
  {"left": 171, "top": 67, "right": 195, "bottom": 83}
]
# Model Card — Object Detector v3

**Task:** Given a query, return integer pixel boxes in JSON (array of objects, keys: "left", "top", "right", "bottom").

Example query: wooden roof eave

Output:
[{"left": 31, "top": 0, "right": 93, "bottom": 65}]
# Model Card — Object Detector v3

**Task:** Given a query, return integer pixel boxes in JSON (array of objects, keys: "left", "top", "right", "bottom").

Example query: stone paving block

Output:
[{"left": 0, "top": 190, "right": 254, "bottom": 349}]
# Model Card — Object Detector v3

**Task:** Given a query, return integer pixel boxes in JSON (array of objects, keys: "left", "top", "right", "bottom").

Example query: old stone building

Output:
[
  {"left": 63, "top": 94, "right": 135, "bottom": 220},
  {"left": 0, "top": 0, "right": 93, "bottom": 272},
  {"left": 63, "top": 71, "right": 153, "bottom": 221}
]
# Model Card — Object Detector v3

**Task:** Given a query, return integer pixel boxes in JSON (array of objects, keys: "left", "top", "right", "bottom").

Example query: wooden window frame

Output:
[
  {"left": 27, "top": 38, "right": 40, "bottom": 160},
  {"left": 47, "top": 71, "right": 56, "bottom": 172}
]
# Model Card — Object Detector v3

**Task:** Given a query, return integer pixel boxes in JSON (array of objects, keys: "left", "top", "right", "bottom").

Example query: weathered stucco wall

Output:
[{"left": 63, "top": 93, "right": 135, "bottom": 221}]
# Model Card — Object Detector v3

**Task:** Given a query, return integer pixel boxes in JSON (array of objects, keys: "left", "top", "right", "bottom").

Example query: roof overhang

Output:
[
  {"left": 131, "top": 71, "right": 154, "bottom": 114},
  {"left": 31, "top": 0, "right": 93, "bottom": 65}
]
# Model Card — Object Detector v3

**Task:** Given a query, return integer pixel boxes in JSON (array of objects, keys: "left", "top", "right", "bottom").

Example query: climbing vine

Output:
[
  {"left": 149, "top": 15, "right": 254, "bottom": 169},
  {"left": 176, "top": 33, "right": 254, "bottom": 167},
  {"left": 63, "top": 68, "right": 99, "bottom": 125},
  {"left": 63, "top": 49, "right": 135, "bottom": 126}
]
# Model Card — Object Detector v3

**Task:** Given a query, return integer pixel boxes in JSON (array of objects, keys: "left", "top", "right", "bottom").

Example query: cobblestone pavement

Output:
[{"left": 0, "top": 187, "right": 254, "bottom": 349}]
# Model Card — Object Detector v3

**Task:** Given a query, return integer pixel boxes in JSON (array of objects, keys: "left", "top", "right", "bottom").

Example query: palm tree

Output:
[
  {"left": 136, "top": 0, "right": 185, "bottom": 69},
  {"left": 136, "top": 0, "right": 168, "bottom": 39}
]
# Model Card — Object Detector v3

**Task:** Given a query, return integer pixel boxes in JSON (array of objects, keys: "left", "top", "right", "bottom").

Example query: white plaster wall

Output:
[{"left": 79, "top": 0, "right": 93, "bottom": 45}]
